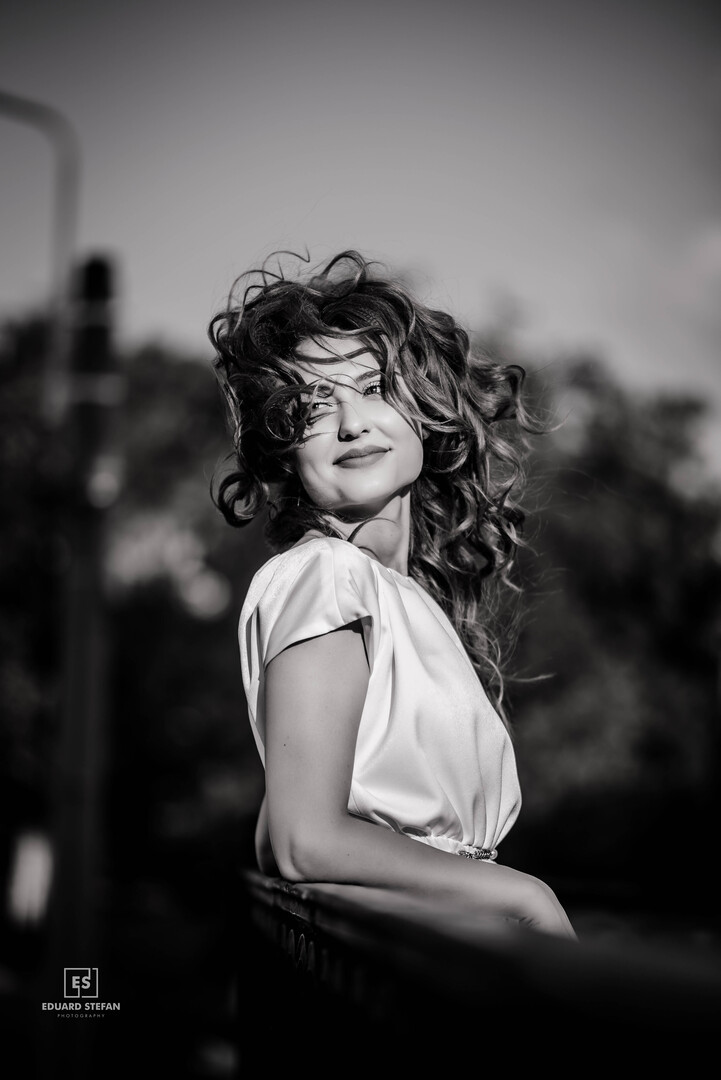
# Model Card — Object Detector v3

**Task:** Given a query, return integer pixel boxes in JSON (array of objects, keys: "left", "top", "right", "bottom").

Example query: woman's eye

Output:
[
  {"left": 302, "top": 381, "right": 384, "bottom": 427},
  {"left": 304, "top": 400, "right": 335, "bottom": 425}
]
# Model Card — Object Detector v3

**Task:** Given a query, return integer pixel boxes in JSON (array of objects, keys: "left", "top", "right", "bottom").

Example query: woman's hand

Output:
[{"left": 503, "top": 870, "right": 578, "bottom": 940}]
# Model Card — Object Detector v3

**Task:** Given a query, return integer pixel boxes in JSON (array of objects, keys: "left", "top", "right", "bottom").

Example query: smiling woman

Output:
[{"left": 208, "top": 250, "right": 576, "bottom": 939}]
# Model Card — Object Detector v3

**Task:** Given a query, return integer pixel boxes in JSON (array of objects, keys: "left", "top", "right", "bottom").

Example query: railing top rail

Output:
[{"left": 241, "top": 867, "right": 721, "bottom": 1030}]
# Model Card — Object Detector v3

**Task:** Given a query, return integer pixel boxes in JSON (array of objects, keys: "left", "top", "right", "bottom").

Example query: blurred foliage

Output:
[
  {"left": 1, "top": 314, "right": 720, "bottom": 925},
  {"left": 499, "top": 356, "right": 721, "bottom": 897},
  {"left": 100, "top": 341, "right": 270, "bottom": 897}
]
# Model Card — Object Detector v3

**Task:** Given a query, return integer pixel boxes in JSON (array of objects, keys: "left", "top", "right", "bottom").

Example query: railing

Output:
[{"left": 237, "top": 868, "right": 721, "bottom": 1073}]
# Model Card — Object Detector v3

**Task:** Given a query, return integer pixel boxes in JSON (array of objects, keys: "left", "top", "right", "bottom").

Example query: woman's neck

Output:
[{"left": 320, "top": 492, "right": 412, "bottom": 576}]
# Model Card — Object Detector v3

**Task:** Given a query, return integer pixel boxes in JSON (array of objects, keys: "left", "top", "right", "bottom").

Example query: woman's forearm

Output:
[{"left": 271, "top": 811, "right": 576, "bottom": 939}]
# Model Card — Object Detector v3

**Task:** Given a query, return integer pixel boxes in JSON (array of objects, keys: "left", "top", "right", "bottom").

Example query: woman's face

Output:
[{"left": 291, "top": 336, "right": 424, "bottom": 519}]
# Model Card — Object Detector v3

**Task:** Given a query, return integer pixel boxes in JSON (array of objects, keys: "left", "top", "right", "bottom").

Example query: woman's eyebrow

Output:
[
  {"left": 299, "top": 368, "right": 382, "bottom": 395},
  {"left": 295, "top": 344, "right": 371, "bottom": 363},
  {"left": 355, "top": 368, "right": 383, "bottom": 385}
]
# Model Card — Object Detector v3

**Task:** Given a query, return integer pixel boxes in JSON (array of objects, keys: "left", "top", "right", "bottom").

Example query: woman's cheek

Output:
[{"left": 297, "top": 462, "right": 334, "bottom": 508}]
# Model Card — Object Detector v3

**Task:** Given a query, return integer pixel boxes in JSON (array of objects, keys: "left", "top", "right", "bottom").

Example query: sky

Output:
[{"left": 2, "top": 0, "right": 720, "bottom": 471}]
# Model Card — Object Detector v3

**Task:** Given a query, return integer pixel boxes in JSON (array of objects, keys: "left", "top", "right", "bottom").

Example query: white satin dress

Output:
[{"left": 239, "top": 536, "right": 522, "bottom": 862}]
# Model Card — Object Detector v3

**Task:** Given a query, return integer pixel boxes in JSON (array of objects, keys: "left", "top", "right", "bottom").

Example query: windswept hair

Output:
[{"left": 209, "top": 250, "right": 540, "bottom": 724}]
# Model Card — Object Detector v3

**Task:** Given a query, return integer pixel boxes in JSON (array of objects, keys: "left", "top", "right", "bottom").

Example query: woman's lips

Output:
[{"left": 335, "top": 449, "right": 389, "bottom": 468}]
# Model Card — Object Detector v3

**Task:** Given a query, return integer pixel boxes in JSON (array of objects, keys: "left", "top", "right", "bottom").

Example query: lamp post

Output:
[
  {"left": 0, "top": 88, "right": 81, "bottom": 426},
  {"left": 41, "top": 255, "right": 122, "bottom": 1080}
]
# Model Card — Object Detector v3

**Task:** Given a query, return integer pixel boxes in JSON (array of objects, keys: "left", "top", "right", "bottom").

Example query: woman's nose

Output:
[{"left": 337, "top": 398, "right": 369, "bottom": 438}]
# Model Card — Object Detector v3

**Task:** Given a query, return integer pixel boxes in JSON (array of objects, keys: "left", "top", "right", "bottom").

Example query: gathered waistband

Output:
[
  {"left": 406, "top": 833, "right": 498, "bottom": 862},
  {"left": 457, "top": 845, "right": 498, "bottom": 862}
]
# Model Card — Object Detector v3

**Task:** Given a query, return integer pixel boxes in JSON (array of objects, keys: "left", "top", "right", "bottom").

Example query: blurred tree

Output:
[
  {"left": 100, "top": 342, "right": 271, "bottom": 896},
  {"left": 83, "top": 342, "right": 273, "bottom": 1073},
  {"left": 0, "top": 324, "right": 269, "bottom": 1068},
  {"left": 500, "top": 356, "right": 721, "bottom": 913}
]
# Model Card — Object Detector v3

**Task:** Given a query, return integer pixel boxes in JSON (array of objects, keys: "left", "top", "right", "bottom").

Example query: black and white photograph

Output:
[{"left": 1, "top": 2, "right": 720, "bottom": 1076}]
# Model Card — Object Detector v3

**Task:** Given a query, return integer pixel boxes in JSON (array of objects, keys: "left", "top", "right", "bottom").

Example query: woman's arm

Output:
[
  {"left": 254, "top": 793, "right": 279, "bottom": 876},
  {"left": 264, "top": 620, "right": 576, "bottom": 940}
]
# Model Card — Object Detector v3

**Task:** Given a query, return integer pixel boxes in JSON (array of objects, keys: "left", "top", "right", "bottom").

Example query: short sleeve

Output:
[{"left": 238, "top": 538, "right": 382, "bottom": 762}]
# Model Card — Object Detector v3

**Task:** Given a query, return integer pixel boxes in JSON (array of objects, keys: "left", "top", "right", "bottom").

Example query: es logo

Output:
[{"left": 64, "top": 968, "right": 99, "bottom": 999}]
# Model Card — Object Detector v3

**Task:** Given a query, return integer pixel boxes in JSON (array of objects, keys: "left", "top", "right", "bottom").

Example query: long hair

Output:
[{"left": 208, "top": 250, "right": 540, "bottom": 724}]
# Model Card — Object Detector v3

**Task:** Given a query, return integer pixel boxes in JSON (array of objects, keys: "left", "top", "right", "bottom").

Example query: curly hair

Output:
[{"left": 208, "top": 250, "right": 540, "bottom": 724}]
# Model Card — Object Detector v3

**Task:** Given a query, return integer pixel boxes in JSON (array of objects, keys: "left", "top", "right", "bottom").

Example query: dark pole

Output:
[
  {"left": 38, "top": 256, "right": 124, "bottom": 1079},
  {"left": 0, "top": 88, "right": 80, "bottom": 428}
]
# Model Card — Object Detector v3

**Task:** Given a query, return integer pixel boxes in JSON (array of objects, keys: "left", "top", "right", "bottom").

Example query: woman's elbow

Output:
[{"left": 270, "top": 826, "right": 337, "bottom": 883}]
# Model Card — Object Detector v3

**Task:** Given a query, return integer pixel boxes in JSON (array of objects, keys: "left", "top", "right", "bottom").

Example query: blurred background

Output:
[{"left": 1, "top": 1, "right": 720, "bottom": 1076}]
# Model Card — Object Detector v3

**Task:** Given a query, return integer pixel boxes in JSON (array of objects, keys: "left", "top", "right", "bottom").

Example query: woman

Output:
[{"left": 209, "top": 250, "right": 576, "bottom": 940}]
